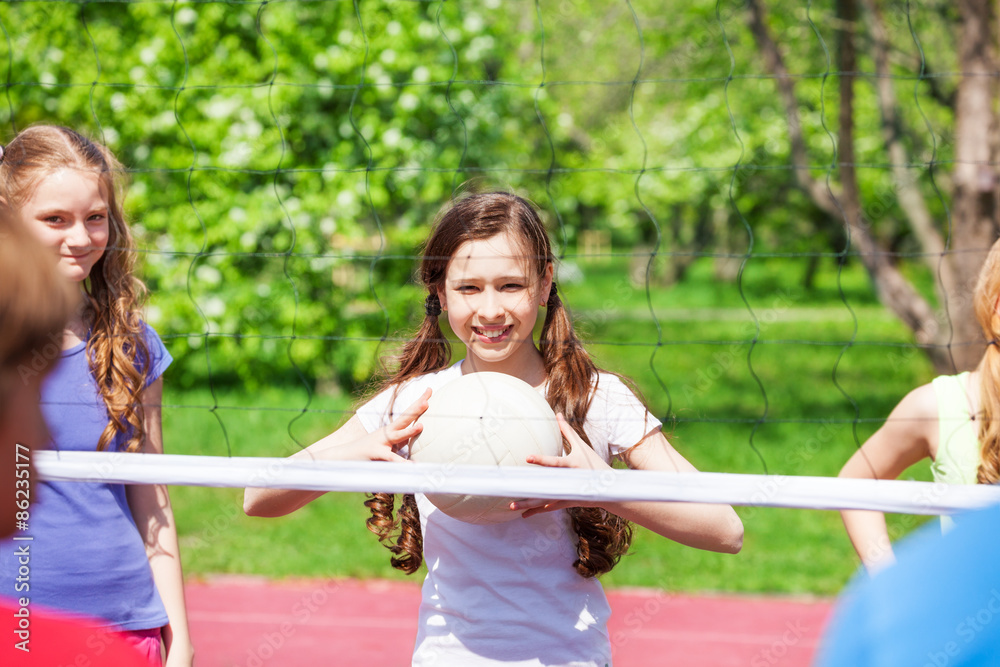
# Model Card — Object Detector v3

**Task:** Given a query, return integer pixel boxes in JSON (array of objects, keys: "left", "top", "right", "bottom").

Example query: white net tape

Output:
[{"left": 32, "top": 450, "right": 1000, "bottom": 515}]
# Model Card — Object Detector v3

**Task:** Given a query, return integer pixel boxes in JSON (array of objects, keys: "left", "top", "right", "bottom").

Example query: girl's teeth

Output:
[{"left": 479, "top": 327, "right": 507, "bottom": 338}]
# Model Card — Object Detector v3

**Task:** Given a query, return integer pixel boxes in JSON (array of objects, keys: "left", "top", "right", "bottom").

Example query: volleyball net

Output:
[
  {"left": 5, "top": 0, "right": 994, "bottom": 527},
  {"left": 31, "top": 451, "right": 1000, "bottom": 516}
]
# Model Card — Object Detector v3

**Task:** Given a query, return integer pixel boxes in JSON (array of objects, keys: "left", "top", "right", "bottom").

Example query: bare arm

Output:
[
  {"left": 243, "top": 389, "right": 429, "bottom": 518},
  {"left": 838, "top": 384, "right": 937, "bottom": 573},
  {"left": 126, "top": 378, "right": 194, "bottom": 666},
  {"left": 517, "top": 415, "right": 744, "bottom": 554},
  {"left": 612, "top": 429, "right": 743, "bottom": 553}
]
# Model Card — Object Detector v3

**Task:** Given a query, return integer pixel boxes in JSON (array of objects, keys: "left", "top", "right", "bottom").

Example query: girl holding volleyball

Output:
[
  {"left": 839, "top": 237, "right": 1000, "bottom": 573},
  {"left": 0, "top": 126, "right": 192, "bottom": 665},
  {"left": 246, "top": 191, "right": 743, "bottom": 666}
]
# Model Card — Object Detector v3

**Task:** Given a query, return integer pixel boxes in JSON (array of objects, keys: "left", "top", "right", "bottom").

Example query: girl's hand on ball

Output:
[
  {"left": 528, "top": 413, "right": 610, "bottom": 470},
  {"left": 344, "top": 388, "right": 430, "bottom": 462},
  {"left": 387, "top": 388, "right": 431, "bottom": 450},
  {"left": 512, "top": 414, "right": 609, "bottom": 517}
]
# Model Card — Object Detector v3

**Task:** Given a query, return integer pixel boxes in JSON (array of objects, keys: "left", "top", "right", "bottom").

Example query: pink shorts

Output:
[{"left": 115, "top": 627, "right": 163, "bottom": 666}]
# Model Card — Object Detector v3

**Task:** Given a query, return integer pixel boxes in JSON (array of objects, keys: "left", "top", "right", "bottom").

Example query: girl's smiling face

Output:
[
  {"left": 19, "top": 168, "right": 110, "bottom": 283},
  {"left": 440, "top": 231, "right": 552, "bottom": 376}
]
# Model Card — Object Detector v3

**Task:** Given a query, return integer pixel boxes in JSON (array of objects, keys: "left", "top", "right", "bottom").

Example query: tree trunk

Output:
[
  {"left": 945, "top": 0, "right": 1000, "bottom": 371},
  {"left": 803, "top": 255, "right": 821, "bottom": 291},
  {"left": 746, "top": 0, "right": 997, "bottom": 374},
  {"left": 712, "top": 204, "right": 741, "bottom": 281},
  {"left": 862, "top": 0, "right": 951, "bottom": 285},
  {"left": 836, "top": 0, "right": 950, "bottom": 369}
]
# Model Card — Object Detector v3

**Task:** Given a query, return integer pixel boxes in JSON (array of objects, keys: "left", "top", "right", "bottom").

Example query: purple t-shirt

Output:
[{"left": 0, "top": 322, "right": 171, "bottom": 630}]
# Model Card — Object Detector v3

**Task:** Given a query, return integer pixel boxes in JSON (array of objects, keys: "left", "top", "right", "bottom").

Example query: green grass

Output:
[
  {"left": 560, "top": 254, "right": 886, "bottom": 311},
  {"left": 164, "top": 256, "right": 942, "bottom": 595},
  {"left": 163, "top": 386, "right": 421, "bottom": 582}
]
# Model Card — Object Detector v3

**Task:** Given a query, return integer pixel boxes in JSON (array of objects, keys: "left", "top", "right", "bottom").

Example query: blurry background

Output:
[{"left": 4, "top": 0, "right": 992, "bottom": 594}]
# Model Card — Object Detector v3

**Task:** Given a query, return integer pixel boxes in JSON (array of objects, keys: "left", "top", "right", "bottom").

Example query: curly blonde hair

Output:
[
  {"left": 974, "top": 238, "right": 1000, "bottom": 484},
  {"left": 0, "top": 126, "right": 150, "bottom": 453}
]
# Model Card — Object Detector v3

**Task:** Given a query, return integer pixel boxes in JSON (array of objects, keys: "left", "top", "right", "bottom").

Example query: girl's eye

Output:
[
  {"left": 43, "top": 216, "right": 62, "bottom": 224},
  {"left": 88, "top": 213, "right": 107, "bottom": 223},
  {"left": 457, "top": 285, "right": 478, "bottom": 293},
  {"left": 503, "top": 283, "right": 524, "bottom": 291}
]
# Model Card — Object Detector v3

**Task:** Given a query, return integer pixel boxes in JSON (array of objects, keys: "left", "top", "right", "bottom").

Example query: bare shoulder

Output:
[
  {"left": 891, "top": 381, "right": 939, "bottom": 457},
  {"left": 840, "top": 381, "right": 941, "bottom": 479},
  {"left": 896, "top": 382, "right": 938, "bottom": 417}
]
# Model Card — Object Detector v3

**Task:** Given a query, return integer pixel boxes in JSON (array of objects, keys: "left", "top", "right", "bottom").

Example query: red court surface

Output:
[{"left": 186, "top": 577, "right": 834, "bottom": 666}]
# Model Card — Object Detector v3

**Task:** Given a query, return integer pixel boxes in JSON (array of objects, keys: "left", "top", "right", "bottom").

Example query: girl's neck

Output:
[
  {"left": 460, "top": 346, "right": 547, "bottom": 389},
  {"left": 62, "top": 299, "right": 90, "bottom": 350}
]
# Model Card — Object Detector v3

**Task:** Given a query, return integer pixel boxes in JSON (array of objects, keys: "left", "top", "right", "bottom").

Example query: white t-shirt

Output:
[{"left": 356, "top": 362, "right": 661, "bottom": 667}]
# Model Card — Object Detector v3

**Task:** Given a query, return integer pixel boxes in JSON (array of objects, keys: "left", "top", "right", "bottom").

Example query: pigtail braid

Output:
[
  {"left": 364, "top": 309, "right": 448, "bottom": 574},
  {"left": 976, "top": 344, "right": 1000, "bottom": 484},
  {"left": 569, "top": 508, "right": 634, "bottom": 578},
  {"left": 976, "top": 340, "right": 1000, "bottom": 483},
  {"left": 364, "top": 492, "right": 396, "bottom": 543},
  {"left": 541, "top": 287, "right": 633, "bottom": 578},
  {"left": 973, "top": 240, "right": 1000, "bottom": 485},
  {"left": 364, "top": 492, "right": 423, "bottom": 574},
  {"left": 390, "top": 311, "right": 450, "bottom": 384},
  {"left": 396, "top": 493, "right": 423, "bottom": 572}
]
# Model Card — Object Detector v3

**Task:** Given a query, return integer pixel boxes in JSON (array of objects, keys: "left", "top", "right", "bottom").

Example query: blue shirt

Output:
[{"left": 0, "top": 322, "right": 171, "bottom": 630}]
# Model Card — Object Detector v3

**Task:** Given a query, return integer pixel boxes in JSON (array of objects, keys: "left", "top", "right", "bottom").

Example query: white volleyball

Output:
[{"left": 408, "top": 371, "right": 563, "bottom": 524}]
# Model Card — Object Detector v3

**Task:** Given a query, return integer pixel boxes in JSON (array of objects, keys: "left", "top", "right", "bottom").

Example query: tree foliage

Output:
[{"left": 0, "top": 0, "right": 983, "bottom": 388}]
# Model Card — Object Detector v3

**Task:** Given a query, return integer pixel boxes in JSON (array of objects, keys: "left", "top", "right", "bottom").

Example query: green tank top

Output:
[
  {"left": 930, "top": 372, "right": 980, "bottom": 486},
  {"left": 930, "top": 373, "right": 979, "bottom": 532}
]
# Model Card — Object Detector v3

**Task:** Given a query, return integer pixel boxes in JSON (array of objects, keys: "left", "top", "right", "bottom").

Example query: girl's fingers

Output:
[
  {"left": 508, "top": 499, "right": 546, "bottom": 512},
  {"left": 526, "top": 454, "right": 569, "bottom": 467},
  {"left": 383, "top": 389, "right": 431, "bottom": 447},
  {"left": 520, "top": 502, "right": 567, "bottom": 518},
  {"left": 508, "top": 499, "right": 558, "bottom": 517},
  {"left": 393, "top": 421, "right": 423, "bottom": 439},
  {"left": 388, "top": 414, "right": 419, "bottom": 433},
  {"left": 556, "top": 413, "right": 582, "bottom": 444},
  {"left": 399, "top": 388, "right": 432, "bottom": 422},
  {"left": 386, "top": 417, "right": 424, "bottom": 446}
]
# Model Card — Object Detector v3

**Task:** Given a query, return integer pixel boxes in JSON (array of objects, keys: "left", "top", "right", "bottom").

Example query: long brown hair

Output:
[
  {"left": 365, "top": 191, "right": 633, "bottom": 578},
  {"left": 974, "top": 238, "right": 1000, "bottom": 483},
  {"left": 0, "top": 125, "right": 150, "bottom": 453}
]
